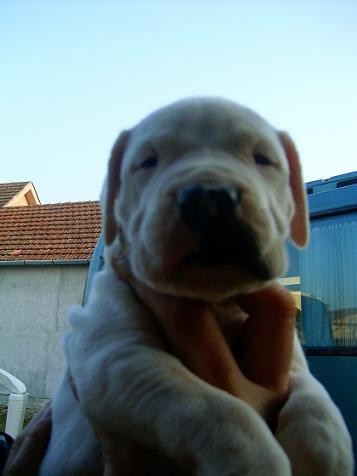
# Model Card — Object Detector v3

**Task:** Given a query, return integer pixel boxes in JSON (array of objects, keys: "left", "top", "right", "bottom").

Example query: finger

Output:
[
  {"left": 3, "top": 406, "right": 52, "bottom": 476},
  {"left": 164, "top": 304, "right": 287, "bottom": 425},
  {"left": 236, "top": 283, "right": 297, "bottom": 395},
  {"left": 126, "top": 277, "right": 246, "bottom": 395},
  {"left": 164, "top": 305, "right": 245, "bottom": 394},
  {"left": 111, "top": 253, "right": 132, "bottom": 284}
]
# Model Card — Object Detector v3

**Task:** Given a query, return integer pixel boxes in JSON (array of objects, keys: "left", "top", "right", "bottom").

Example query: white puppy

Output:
[{"left": 39, "top": 98, "right": 353, "bottom": 475}]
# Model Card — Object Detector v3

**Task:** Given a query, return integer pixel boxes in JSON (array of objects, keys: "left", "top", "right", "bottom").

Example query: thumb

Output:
[{"left": 235, "top": 283, "right": 297, "bottom": 396}]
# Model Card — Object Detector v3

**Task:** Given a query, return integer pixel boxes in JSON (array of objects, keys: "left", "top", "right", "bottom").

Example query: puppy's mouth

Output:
[{"left": 182, "top": 217, "right": 271, "bottom": 281}]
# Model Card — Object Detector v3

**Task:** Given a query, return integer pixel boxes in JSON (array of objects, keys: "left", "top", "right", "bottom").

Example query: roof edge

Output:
[{"left": 0, "top": 259, "right": 90, "bottom": 266}]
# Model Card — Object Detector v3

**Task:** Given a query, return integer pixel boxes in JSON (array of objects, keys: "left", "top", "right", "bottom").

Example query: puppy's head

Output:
[{"left": 102, "top": 97, "right": 308, "bottom": 301}]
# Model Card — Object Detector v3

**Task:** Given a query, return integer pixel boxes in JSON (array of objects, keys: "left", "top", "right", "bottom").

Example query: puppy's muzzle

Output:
[
  {"left": 177, "top": 183, "right": 271, "bottom": 280},
  {"left": 178, "top": 184, "right": 240, "bottom": 232}
]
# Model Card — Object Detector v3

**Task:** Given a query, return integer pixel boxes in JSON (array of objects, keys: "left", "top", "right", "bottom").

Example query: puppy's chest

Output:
[{"left": 210, "top": 300, "right": 248, "bottom": 348}]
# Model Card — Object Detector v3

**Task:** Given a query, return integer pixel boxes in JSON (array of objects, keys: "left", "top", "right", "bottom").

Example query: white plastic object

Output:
[{"left": 0, "top": 369, "right": 28, "bottom": 438}]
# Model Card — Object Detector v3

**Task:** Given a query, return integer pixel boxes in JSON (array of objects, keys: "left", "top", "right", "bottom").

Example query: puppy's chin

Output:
[
  {"left": 134, "top": 244, "right": 288, "bottom": 302},
  {"left": 152, "top": 267, "right": 268, "bottom": 301}
]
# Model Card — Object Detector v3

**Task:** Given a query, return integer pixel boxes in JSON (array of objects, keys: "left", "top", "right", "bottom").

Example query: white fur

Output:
[{"left": 39, "top": 98, "right": 353, "bottom": 475}]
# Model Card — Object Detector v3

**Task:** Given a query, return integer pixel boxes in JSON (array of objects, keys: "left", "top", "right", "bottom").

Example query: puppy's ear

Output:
[
  {"left": 103, "top": 130, "right": 130, "bottom": 246},
  {"left": 279, "top": 131, "right": 309, "bottom": 247}
]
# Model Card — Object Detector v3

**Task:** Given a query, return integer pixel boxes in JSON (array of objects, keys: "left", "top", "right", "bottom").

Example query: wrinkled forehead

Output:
[{"left": 125, "top": 98, "right": 284, "bottom": 162}]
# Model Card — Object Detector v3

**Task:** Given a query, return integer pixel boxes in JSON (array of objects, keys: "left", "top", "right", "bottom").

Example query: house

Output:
[
  {"left": 0, "top": 182, "right": 101, "bottom": 401},
  {"left": 0, "top": 181, "right": 40, "bottom": 207}
]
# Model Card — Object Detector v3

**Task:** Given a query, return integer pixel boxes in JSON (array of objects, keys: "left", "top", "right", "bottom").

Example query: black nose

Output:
[{"left": 178, "top": 184, "right": 240, "bottom": 232}]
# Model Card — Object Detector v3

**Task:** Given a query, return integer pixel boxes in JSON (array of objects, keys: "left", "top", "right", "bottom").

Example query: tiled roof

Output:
[
  {"left": 0, "top": 202, "right": 102, "bottom": 261},
  {"left": 0, "top": 182, "right": 30, "bottom": 207}
]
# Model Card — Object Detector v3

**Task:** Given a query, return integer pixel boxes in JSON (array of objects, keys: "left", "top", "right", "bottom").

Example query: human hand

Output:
[
  {"left": 142, "top": 285, "right": 294, "bottom": 424},
  {"left": 3, "top": 404, "right": 51, "bottom": 476},
  {"left": 235, "top": 283, "right": 296, "bottom": 398},
  {"left": 113, "top": 257, "right": 296, "bottom": 425}
]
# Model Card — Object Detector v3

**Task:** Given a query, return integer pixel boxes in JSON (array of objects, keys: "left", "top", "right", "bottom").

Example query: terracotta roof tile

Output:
[
  {"left": 0, "top": 202, "right": 102, "bottom": 261},
  {"left": 0, "top": 182, "right": 30, "bottom": 207}
]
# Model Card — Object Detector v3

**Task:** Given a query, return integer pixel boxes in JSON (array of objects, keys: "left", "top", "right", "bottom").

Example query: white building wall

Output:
[{"left": 0, "top": 264, "right": 88, "bottom": 398}]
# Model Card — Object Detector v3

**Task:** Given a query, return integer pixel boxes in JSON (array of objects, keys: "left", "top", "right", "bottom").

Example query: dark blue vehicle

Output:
[
  {"left": 282, "top": 170, "right": 357, "bottom": 467},
  {"left": 84, "top": 170, "right": 357, "bottom": 467}
]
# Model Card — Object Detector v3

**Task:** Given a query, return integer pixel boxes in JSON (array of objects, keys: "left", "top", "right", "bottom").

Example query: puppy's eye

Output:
[
  {"left": 254, "top": 154, "right": 273, "bottom": 166},
  {"left": 140, "top": 156, "right": 159, "bottom": 168}
]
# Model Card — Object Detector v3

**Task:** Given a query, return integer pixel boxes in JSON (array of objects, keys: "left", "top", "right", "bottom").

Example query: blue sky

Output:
[{"left": 1, "top": 1, "right": 356, "bottom": 204}]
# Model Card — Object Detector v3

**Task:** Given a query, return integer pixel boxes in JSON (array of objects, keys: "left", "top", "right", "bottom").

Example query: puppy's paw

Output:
[
  {"left": 198, "top": 448, "right": 291, "bottom": 476},
  {"left": 276, "top": 373, "right": 354, "bottom": 476},
  {"left": 195, "top": 420, "right": 291, "bottom": 476}
]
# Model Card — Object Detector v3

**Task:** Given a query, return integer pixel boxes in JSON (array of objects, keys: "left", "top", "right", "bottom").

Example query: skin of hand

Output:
[{"left": 3, "top": 404, "right": 51, "bottom": 476}]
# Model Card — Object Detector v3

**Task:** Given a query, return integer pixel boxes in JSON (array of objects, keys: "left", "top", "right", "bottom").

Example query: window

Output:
[{"left": 283, "top": 213, "right": 357, "bottom": 352}]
